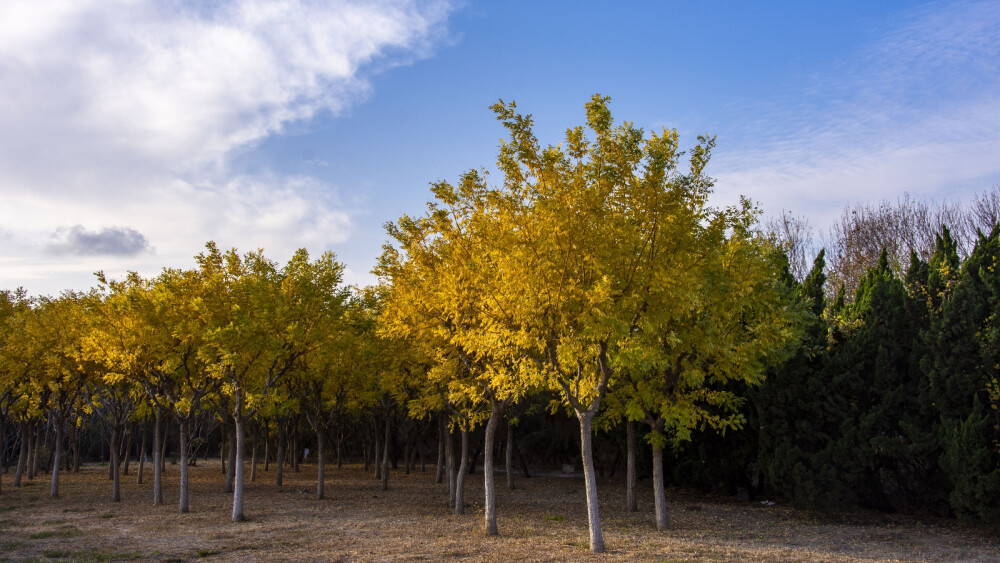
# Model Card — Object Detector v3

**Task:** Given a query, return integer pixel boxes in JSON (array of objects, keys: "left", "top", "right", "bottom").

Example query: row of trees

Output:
[{"left": 2, "top": 95, "right": 996, "bottom": 554}]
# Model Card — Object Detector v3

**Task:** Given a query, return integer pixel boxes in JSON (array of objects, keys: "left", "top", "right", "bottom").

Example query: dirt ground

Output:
[{"left": 1, "top": 460, "right": 997, "bottom": 562}]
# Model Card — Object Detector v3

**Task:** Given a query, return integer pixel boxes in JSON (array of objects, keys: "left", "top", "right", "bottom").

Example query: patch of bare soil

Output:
[{"left": 1, "top": 461, "right": 997, "bottom": 562}]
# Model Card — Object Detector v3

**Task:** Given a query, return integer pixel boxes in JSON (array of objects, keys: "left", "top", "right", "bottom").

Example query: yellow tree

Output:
[{"left": 475, "top": 95, "right": 733, "bottom": 552}]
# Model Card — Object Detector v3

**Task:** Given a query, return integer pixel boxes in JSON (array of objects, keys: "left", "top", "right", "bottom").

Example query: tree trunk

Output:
[
  {"left": 179, "top": 417, "right": 190, "bottom": 513},
  {"left": 275, "top": 420, "right": 285, "bottom": 487},
  {"left": 316, "top": 427, "right": 325, "bottom": 500},
  {"left": 651, "top": 442, "right": 669, "bottom": 530},
  {"left": 159, "top": 420, "right": 168, "bottom": 473},
  {"left": 137, "top": 422, "right": 147, "bottom": 485},
  {"left": 435, "top": 415, "right": 445, "bottom": 484},
  {"left": 153, "top": 407, "right": 163, "bottom": 505},
  {"left": 225, "top": 422, "right": 236, "bottom": 493},
  {"left": 122, "top": 423, "right": 134, "bottom": 476},
  {"left": 0, "top": 416, "right": 4, "bottom": 494},
  {"left": 380, "top": 413, "right": 390, "bottom": 491},
  {"left": 336, "top": 431, "right": 343, "bottom": 470},
  {"left": 30, "top": 420, "right": 41, "bottom": 479},
  {"left": 291, "top": 426, "right": 299, "bottom": 473},
  {"left": 506, "top": 420, "right": 515, "bottom": 490},
  {"left": 71, "top": 424, "right": 80, "bottom": 473},
  {"left": 232, "top": 408, "right": 246, "bottom": 523},
  {"left": 626, "top": 420, "right": 637, "bottom": 512},
  {"left": 483, "top": 403, "right": 502, "bottom": 536},
  {"left": 454, "top": 429, "right": 468, "bottom": 515},
  {"left": 263, "top": 419, "right": 270, "bottom": 472},
  {"left": 374, "top": 419, "right": 382, "bottom": 480},
  {"left": 49, "top": 418, "right": 63, "bottom": 499},
  {"left": 577, "top": 409, "right": 605, "bottom": 553},
  {"left": 446, "top": 426, "right": 456, "bottom": 507},
  {"left": 110, "top": 426, "right": 121, "bottom": 502},
  {"left": 250, "top": 422, "right": 258, "bottom": 483},
  {"left": 14, "top": 421, "right": 28, "bottom": 487}
]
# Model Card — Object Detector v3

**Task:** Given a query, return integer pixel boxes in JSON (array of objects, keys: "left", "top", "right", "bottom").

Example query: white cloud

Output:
[
  {"left": 0, "top": 0, "right": 453, "bottom": 295},
  {"left": 712, "top": 0, "right": 1000, "bottom": 228}
]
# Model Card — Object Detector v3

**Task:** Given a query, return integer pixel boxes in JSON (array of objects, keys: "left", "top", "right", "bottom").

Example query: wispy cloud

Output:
[
  {"left": 712, "top": 0, "right": 1000, "bottom": 226},
  {"left": 0, "top": 0, "right": 454, "bottom": 295}
]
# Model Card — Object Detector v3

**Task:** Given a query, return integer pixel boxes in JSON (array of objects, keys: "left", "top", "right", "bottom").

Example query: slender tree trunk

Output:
[
  {"left": 275, "top": 420, "right": 285, "bottom": 487},
  {"left": 263, "top": 419, "right": 270, "bottom": 473},
  {"left": 336, "top": 431, "right": 343, "bottom": 470},
  {"left": 483, "top": 404, "right": 502, "bottom": 536},
  {"left": 122, "top": 424, "right": 134, "bottom": 476},
  {"left": 506, "top": 420, "right": 515, "bottom": 490},
  {"left": 49, "top": 418, "right": 63, "bottom": 499},
  {"left": 291, "top": 426, "right": 299, "bottom": 473},
  {"left": 316, "top": 427, "right": 325, "bottom": 500},
  {"left": 577, "top": 409, "right": 605, "bottom": 553},
  {"left": 435, "top": 415, "right": 445, "bottom": 484},
  {"left": 137, "top": 422, "right": 147, "bottom": 485},
  {"left": 380, "top": 413, "right": 390, "bottom": 491},
  {"left": 179, "top": 417, "right": 190, "bottom": 513},
  {"left": 159, "top": 420, "right": 168, "bottom": 473},
  {"left": 71, "top": 424, "right": 80, "bottom": 473},
  {"left": 250, "top": 422, "right": 258, "bottom": 483},
  {"left": 374, "top": 418, "right": 382, "bottom": 480},
  {"left": 225, "top": 422, "right": 236, "bottom": 493},
  {"left": 232, "top": 408, "right": 246, "bottom": 523},
  {"left": 651, "top": 443, "right": 669, "bottom": 530},
  {"left": 110, "top": 426, "right": 121, "bottom": 502},
  {"left": 626, "top": 420, "right": 637, "bottom": 512},
  {"left": 30, "top": 420, "right": 41, "bottom": 479},
  {"left": 454, "top": 429, "right": 468, "bottom": 515},
  {"left": 14, "top": 421, "right": 28, "bottom": 486},
  {"left": 153, "top": 407, "right": 163, "bottom": 505},
  {"left": 446, "top": 426, "right": 456, "bottom": 507}
]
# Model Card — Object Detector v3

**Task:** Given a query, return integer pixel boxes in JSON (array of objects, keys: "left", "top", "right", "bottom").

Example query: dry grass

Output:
[{"left": 1, "top": 460, "right": 997, "bottom": 562}]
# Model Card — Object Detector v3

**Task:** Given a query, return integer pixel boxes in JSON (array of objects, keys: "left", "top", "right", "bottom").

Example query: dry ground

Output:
[{"left": 1, "top": 460, "right": 997, "bottom": 562}]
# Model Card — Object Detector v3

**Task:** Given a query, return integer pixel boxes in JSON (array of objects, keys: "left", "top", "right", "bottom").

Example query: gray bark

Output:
[
  {"left": 110, "top": 426, "right": 121, "bottom": 502},
  {"left": 445, "top": 426, "right": 455, "bottom": 506},
  {"left": 179, "top": 418, "right": 189, "bottom": 513},
  {"left": 122, "top": 424, "right": 133, "bottom": 476},
  {"left": 483, "top": 405, "right": 502, "bottom": 535},
  {"left": 435, "top": 415, "right": 445, "bottom": 484},
  {"left": 250, "top": 423, "right": 257, "bottom": 483},
  {"left": 263, "top": 419, "right": 270, "bottom": 472},
  {"left": 30, "top": 420, "right": 40, "bottom": 479},
  {"left": 577, "top": 409, "right": 605, "bottom": 553},
  {"left": 380, "top": 414, "right": 390, "bottom": 491},
  {"left": 153, "top": 407, "right": 163, "bottom": 505},
  {"left": 316, "top": 427, "right": 325, "bottom": 500},
  {"left": 505, "top": 420, "right": 515, "bottom": 490},
  {"left": 137, "top": 421, "right": 147, "bottom": 485},
  {"left": 232, "top": 406, "right": 246, "bottom": 522},
  {"left": 275, "top": 421, "right": 285, "bottom": 486},
  {"left": 454, "top": 429, "right": 468, "bottom": 515},
  {"left": 49, "top": 419, "right": 63, "bottom": 498},
  {"left": 14, "top": 420, "right": 28, "bottom": 486},
  {"left": 225, "top": 422, "right": 236, "bottom": 493},
  {"left": 651, "top": 443, "right": 669, "bottom": 530},
  {"left": 626, "top": 420, "right": 637, "bottom": 512}
]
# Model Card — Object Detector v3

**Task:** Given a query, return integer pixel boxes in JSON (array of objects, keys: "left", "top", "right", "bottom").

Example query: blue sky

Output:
[{"left": 2, "top": 0, "right": 998, "bottom": 295}]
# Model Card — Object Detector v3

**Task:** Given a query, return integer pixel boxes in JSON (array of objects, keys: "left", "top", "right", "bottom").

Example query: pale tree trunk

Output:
[
  {"left": 232, "top": 407, "right": 246, "bottom": 522},
  {"left": 49, "top": 418, "right": 63, "bottom": 499},
  {"left": 29, "top": 420, "right": 40, "bottom": 479},
  {"left": 14, "top": 421, "right": 28, "bottom": 486},
  {"left": 137, "top": 422, "right": 147, "bottom": 485},
  {"left": 380, "top": 413, "right": 390, "bottom": 491},
  {"left": 110, "top": 426, "right": 121, "bottom": 502},
  {"left": 505, "top": 420, "right": 515, "bottom": 490},
  {"left": 153, "top": 407, "right": 163, "bottom": 505},
  {"left": 435, "top": 416, "right": 445, "bottom": 484},
  {"left": 159, "top": 421, "right": 168, "bottom": 473},
  {"left": 225, "top": 422, "right": 236, "bottom": 493},
  {"left": 263, "top": 419, "right": 270, "bottom": 473},
  {"left": 445, "top": 426, "right": 456, "bottom": 506},
  {"left": 179, "top": 418, "right": 190, "bottom": 513},
  {"left": 122, "top": 424, "right": 133, "bottom": 476},
  {"left": 626, "top": 420, "right": 637, "bottom": 512},
  {"left": 483, "top": 403, "right": 503, "bottom": 536},
  {"left": 275, "top": 421, "right": 285, "bottom": 487},
  {"left": 454, "top": 429, "right": 468, "bottom": 515},
  {"left": 250, "top": 423, "right": 258, "bottom": 483},
  {"left": 316, "top": 426, "right": 325, "bottom": 500},
  {"left": 577, "top": 409, "right": 605, "bottom": 553},
  {"left": 651, "top": 443, "right": 669, "bottom": 530}
]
